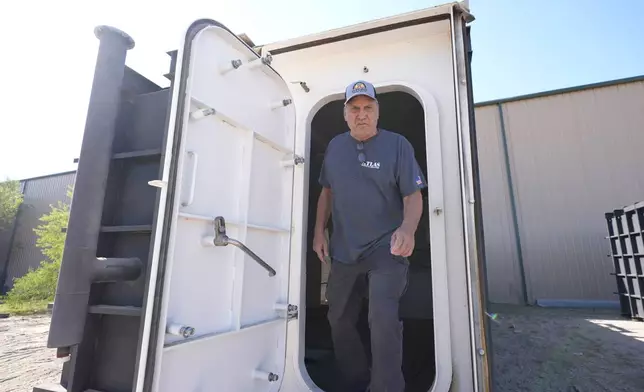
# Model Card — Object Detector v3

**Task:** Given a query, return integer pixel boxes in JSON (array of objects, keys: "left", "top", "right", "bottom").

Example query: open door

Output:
[{"left": 136, "top": 19, "right": 299, "bottom": 392}]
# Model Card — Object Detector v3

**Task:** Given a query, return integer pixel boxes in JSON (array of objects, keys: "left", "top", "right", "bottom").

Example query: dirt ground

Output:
[
  {"left": 0, "top": 315, "right": 62, "bottom": 392},
  {"left": 490, "top": 304, "right": 644, "bottom": 392},
  {"left": 1, "top": 306, "right": 643, "bottom": 392}
]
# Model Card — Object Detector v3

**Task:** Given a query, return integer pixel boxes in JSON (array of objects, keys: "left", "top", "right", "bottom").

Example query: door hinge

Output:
[{"left": 274, "top": 303, "right": 298, "bottom": 320}]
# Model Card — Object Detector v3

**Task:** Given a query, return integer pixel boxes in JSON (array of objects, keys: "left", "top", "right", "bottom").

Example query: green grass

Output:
[
  {"left": 1, "top": 258, "right": 59, "bottom": 317},
  {"left": 0, "top": 298, "right": 50, "bottom": 315}
]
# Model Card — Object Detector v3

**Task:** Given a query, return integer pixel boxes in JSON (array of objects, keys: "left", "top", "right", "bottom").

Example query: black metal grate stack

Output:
[{"left": 605, "top": 201, "right": 644, "bottom": 321}]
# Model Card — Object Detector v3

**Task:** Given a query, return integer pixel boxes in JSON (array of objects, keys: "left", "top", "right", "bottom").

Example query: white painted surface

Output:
[
  {"left": 145, "top": 22, "right": 297, "bottom": 392},
  {"left": 265, "top": 11, "right": 478, "bottom": 392}
]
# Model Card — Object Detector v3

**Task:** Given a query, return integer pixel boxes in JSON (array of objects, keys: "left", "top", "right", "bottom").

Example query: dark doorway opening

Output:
[{"left": 304, "top": 91, "right": 436, "bottom": 392}]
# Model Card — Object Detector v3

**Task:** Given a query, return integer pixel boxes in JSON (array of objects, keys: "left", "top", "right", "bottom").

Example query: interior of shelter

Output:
[{"left": 303, "top": 91, "right": 436, "bottom": 392}]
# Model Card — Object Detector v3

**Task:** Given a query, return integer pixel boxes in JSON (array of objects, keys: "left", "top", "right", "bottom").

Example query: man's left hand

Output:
[{"left": 391, "top": 226, "right": 415, "bottom": 257}]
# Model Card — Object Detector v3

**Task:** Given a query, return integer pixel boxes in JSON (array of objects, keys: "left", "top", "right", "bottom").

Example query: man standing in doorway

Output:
[{"left": 313, "top": 80, "right": 427, "bottom": 392}]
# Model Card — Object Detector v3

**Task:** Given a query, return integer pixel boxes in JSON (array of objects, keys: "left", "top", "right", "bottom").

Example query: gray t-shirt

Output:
[{"left": 319, "top": 129, "right": 427, "bottom": 264}]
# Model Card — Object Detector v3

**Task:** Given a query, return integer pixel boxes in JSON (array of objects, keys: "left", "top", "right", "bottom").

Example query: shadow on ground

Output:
[{"left": 489, "top": 304, "right": 644, "bottom": 392}]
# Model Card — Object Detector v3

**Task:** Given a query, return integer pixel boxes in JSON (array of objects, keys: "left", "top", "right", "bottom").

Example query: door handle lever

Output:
[{"left": 213, "top": 216, "right": 277, "bottom": 277}]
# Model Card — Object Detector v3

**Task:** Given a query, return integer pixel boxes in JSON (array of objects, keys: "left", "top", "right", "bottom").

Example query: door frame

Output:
[{"left": 282, "top": 82, "right": 453, "bottom": 391}]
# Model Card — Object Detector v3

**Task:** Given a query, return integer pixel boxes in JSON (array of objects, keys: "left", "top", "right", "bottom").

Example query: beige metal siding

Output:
[
  {"left": 474, "top": 105, "right": 523, "bottom": 304},
  {"left": 3, "top": 172, "right": 76, "bottom": 290},
  {"left": 477, "top": 79, "right": 644, "bottom": 304}
]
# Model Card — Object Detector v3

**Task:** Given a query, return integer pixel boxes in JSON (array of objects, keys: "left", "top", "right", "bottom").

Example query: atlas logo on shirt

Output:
[{"left": 361, "top": 160, "right": 381, "bottom": 169}]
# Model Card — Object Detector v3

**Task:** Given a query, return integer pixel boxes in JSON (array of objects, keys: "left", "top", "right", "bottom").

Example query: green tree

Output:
[
  {"left": 0, "top": 179, "right": 23, "bottom": 231},
  {"left": 4, "top": 186, "right": 72, "bottom": 312},
  {"left": 32, "top": 186, "right": 72, "bottom": 264}
]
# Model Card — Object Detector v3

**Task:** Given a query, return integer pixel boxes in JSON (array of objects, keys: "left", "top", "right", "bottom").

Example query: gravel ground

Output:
[
  {"left": 490, "top": 304, "right": 644, "bottom": 392},
  {"left": 1, "top": 307, "right": 643, "bottom": 392},
  {"left": 0, "top": 315, "right": 62, "bottom": 392}
]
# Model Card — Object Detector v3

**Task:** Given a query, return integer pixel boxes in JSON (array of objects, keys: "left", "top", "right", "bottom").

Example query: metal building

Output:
[
  {"left": 476, "top": 75, "right": 644, "bottom": 306},
  {"left": 0, "top": 171, "right": 76, "bottom": 292}
]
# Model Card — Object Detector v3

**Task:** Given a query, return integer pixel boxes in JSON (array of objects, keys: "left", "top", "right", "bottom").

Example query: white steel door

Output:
[{"left": 140, "top": 19, "right": 299, "bottom": 392}]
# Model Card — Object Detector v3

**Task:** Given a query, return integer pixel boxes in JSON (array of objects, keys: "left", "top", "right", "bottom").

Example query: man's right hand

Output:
[{"left": 313, "top": 231, "right": 329, "bottom": 264}]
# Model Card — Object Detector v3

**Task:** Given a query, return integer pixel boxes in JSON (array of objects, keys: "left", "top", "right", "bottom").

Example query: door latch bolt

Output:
[
  {"left": 190, "top": 107, "right": 216, "bottom": 120},
  {"left": 252, "top": 369, "right": 279, "bottom": 382},
  {"left": 280, "top": 155, "right": 305, "bottom": 167},
  {"left": 270, "top": 98, "right": 293, "bottom": 110},
  {"left": 274, "top": 303, "right": 298, "bottom": 319},
  {"left": 222, "top": 54, "right": 272, "bottom": 74},
  {"left": 166, "top": 323, "right": 195, "bottom": 338}
]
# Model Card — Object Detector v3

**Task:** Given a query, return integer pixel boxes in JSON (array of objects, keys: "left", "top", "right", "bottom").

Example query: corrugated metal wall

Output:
[
  {"left": 475, "top": 105, "right": 524, "bottom": 305},
  {"left": 476, "top": 78, "right": 644, "bottom": 305},
  {"left": 2, "top": 172, "right": 76, "bottom": 291},
  {"left": 0, "top": 216, "right": 19, "bottom": 290}
]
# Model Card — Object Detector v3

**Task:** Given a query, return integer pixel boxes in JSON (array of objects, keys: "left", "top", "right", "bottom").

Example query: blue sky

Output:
[
  {"left": 1, "top": 0, "right": 642, "bottom": 180},
  {"left": 470, "top": 0, "right": 644, "bottom": 102}
]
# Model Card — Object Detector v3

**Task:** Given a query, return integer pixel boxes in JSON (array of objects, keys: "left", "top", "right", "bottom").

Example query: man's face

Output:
[{"left": 344, "top": 95, "right": 379, "bottom": 132}]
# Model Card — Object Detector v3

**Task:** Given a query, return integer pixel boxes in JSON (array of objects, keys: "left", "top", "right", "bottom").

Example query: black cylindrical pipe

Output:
[
  {"left": 48, "top": 25, "right": 135, "bottom": 348},
  {"left": 92, "top": 257, "right": 143, "bottom": 283}
]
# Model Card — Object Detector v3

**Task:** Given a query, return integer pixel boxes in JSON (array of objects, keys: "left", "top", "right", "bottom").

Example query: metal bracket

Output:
[
  {"left": 274, "top": 303, "right": 298, "bottom": 320},
  {"left": 221, "top": 53, "right": 272, "bottom": 74},
  {"left": 280, "top": 155, "right": 305, "bottom": 167},
  {"left": 231, "top": 59, "right": 242, "bottom": 69},
  {"left": 290, "top": 81, "right": 310, "bottom": 93}
]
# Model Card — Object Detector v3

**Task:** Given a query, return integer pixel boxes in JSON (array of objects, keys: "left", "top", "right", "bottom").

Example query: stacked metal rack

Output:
[{"left": 605, "top": 201, "right": 644, "bottom": 321}]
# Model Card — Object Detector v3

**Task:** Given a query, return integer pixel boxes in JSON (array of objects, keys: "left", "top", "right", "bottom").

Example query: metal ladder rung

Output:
[
  {"left": 100, "top": 225, "right": 153, "bottom": 233},
  {"left": 88, "top": 305, "right": 142, "bottom": 317},
  {"left": 112, "top": 149, "right": 162, "bottom": 160}
]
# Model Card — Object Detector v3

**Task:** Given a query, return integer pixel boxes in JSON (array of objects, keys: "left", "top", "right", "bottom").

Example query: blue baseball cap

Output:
[{"left": 345, "top": 80, "right": 377, "bottom": 104}]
